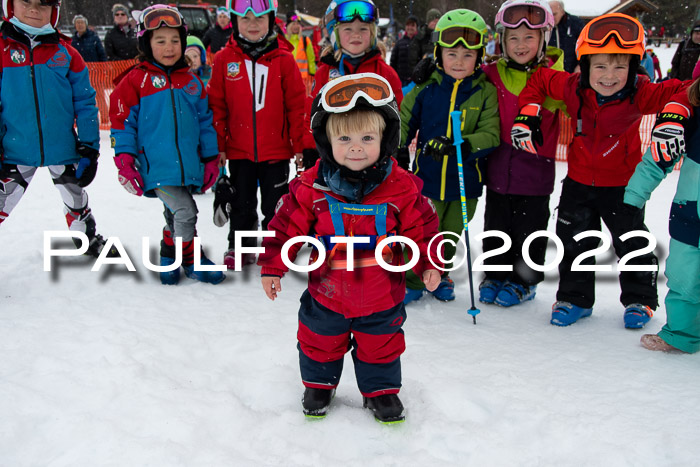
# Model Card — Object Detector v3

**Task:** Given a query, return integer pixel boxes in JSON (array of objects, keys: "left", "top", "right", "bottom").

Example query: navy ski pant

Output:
[
  {"left": 555, "top": 177, "right": 658, "bottom": 309},
  {"left": 297, "top": 290, "right": 406, "bottom": 397}
]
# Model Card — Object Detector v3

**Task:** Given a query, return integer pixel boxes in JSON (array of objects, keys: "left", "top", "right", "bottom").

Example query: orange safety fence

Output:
[{"left": 87, "top": 59, "right": 138, "bottom": 130}]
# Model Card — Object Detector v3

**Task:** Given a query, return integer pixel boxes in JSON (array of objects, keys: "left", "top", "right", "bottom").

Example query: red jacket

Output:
[
  {"left": 207, "top": 35, "right": 306, "bottom": 162},
  {"left": 519, "top": 67, "right": 688, "bottom": 187},
  {"left": 303, "top": 51, "right": 404, "bottom": 148},
  {"left": 258, "top": 161, "right": 440, "bottom": 317}
]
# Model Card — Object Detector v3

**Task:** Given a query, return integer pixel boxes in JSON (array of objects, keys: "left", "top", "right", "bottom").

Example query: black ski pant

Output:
[
  {"left": 555, "top": 177, "right": 658, "bottom": 310},
  {"left": 227, "top": 159, "right": 289, "bottom": 249},
  {"left": 482, "top": 189, "right": 551, "bottom": 287}
]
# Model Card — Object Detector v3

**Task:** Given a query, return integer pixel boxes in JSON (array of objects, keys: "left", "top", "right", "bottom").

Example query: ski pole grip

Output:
[{"left": 450, "top": 111, "right": 463, "bottom": 146}]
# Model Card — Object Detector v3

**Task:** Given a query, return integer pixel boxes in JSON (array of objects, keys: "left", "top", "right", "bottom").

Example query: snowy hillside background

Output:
[{"left": 2, "top": 45, "right": 700, "bottom": 466}]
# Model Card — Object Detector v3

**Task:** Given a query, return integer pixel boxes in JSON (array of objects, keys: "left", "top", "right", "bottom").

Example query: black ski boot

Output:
[
  {"left": 302, "top": 387, "right": 335, "bottom": 418},
  {"left": 363, "top": 394, "right": 405, "bottom": 424},
  {"left": 84, "top": 234, "right": 120, "bottom": 258}
]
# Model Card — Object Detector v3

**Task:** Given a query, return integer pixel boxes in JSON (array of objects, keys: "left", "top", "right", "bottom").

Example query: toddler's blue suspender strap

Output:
[{"left": 324, "top": 193, "right": 387, "bottom": 238}]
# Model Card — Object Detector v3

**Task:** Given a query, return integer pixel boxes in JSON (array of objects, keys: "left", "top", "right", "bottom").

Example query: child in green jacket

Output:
[{"left": 399, "top": 9, "right": 500, "bottom": 304}]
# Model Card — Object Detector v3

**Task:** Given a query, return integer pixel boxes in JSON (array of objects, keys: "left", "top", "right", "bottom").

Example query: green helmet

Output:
[{"left": 431, "top": 9, "right": 488, "bottom": 69}]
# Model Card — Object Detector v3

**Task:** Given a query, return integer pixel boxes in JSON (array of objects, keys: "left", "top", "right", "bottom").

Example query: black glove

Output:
[
  {"left": 411, "top": 57, "right": 436, "bottom": 85},
  {"left": 510, "top": 104, "right": 543, "bottom": 154},
  {"left": 395, "top": 146, "right": 410, "bottom": 170},
  {"left": 422, "top": 136, "right": 457, "bottom": 161},
  {"left": 75, "top": 144, "right": 100, "bottom": 187},
  {"left": 302, "top": 148, "right": 319, "bottom": 170},
  {"left": 619, "top": 202, "right": 643, "bottom": 220},
  {"left": 213, "top": 174, "right": 237, "bottom": 227}
]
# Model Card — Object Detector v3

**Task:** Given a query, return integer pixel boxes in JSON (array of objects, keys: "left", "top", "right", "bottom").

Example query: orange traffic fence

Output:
[{"left": 87, "top": 59, "right": 138, "bottom": 130}]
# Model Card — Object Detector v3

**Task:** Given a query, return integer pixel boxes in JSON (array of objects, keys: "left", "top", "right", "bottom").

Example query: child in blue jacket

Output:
[
  {"left": 110, "top": 5, "right": 223, "bottom": 285},
  {"left": 625, "top": 79, "right": 700, "bottom": 353},
  {"left": 0, "top": 0, "right": 115, "bottom": 257}
]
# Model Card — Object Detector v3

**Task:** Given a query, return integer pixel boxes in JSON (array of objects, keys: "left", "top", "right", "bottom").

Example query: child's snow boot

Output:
[
  {"left": 623, "top": 303, "right": 653, "bottom": 329},
  {"left": 363, "top": 394, "right": 405, "bottom": 424},
  {"left": 223, "top": 249, "right": 256, "bottom": 270},
  {"left": 550, "top": 301, "right": 593, "bottom": 326},
  {"left": 495, "top": 281, "right": 536, "bottom": 307},
  {"left": 159, "top": 228, "right": 180, "bottom": 285},
  {"left": 403, "top": 287, "right": 425, "bottom": 304},
  {"left": 159, "top": 256, "right": 181, "bottom": 285},
  {"left": 478, "top": 279, "right": 504, "bottom": 304},
  {"left": 182, "top": 240, "right": 225, "bottom": 284},
  {"left": 640, "top": 334, "right": 685, "bottom": 352},
  {"left": 430, "top": 276, "right": 455, "bottom": 301},
  {"left": 302, "top": 387, "right": 335, "bottom": 418}
]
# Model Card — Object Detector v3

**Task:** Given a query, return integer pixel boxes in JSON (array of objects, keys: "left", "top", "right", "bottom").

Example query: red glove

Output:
[
  {"left": 113, "top": 153, "right": 144, "bottom": 196},
  {"left": 650, "top": 102, "right": 690, "bottom": 169},
  {"left": 201, "top": 158, "right": 219, "bottom": 192}
]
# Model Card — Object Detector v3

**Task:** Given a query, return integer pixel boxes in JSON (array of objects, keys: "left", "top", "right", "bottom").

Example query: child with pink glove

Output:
[{"left": 110, "top": 5, "right": 224, "bottom": 285}]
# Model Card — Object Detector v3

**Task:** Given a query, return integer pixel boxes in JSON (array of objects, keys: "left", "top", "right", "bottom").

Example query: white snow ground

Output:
[{"left": 2, "top": 45, "right": 699, "bottom": 467}]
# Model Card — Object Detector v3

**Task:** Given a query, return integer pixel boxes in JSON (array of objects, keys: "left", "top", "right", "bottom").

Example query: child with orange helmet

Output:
[{"left": 511, "top": 13, "right": 690, "bottom": 328}]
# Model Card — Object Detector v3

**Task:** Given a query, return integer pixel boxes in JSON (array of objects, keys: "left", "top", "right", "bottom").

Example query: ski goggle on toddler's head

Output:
[
  {"left": 499, "top": 4, "right": 549, "bottom": 29},
  {"left": 576, "top": 13, "right": 644, "bottom": 59},
  {"left": 139, "top": 6, "right": 184, "bottom": 36},
  {"left": 433, "top": 26, "right": 484, "bottom": 49},
  {"left": 227, "top": 0, "right": 277, "bottom": 17},
  {"left": 335, "top": 0, "right": 377, "bottom": 23},
  {"left": 319, "top": 73, "right": 394, "bottom": 114}
]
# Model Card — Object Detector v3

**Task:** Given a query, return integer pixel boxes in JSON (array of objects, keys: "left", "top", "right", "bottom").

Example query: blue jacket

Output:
[
  {"left": 71, "top": 29, "right": 107, "bottom": 63},
  {"left": 625, "top": 110, "right": 700, "bottom": 248},
  {"left": 400, "top": 68, "right": 500, "bottom": 201},
  {"left": 0, "top": 23, "right": 99, "bottom": 167},
  {"left": 110, "top": 61, "right": 219, "bottom": 194}
]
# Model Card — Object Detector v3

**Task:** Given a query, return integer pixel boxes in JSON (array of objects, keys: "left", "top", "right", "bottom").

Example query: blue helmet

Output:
[{"left": 322, "top": 0, "right": 378, "bottom": 51}]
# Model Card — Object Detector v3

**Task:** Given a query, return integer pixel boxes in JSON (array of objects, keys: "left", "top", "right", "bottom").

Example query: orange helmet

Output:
[{"left": 575, "top": 13, "right": 645, "bottom": 60}]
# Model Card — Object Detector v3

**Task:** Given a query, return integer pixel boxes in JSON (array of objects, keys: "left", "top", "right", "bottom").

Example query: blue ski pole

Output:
[{"left": 450, "top": 110, "right": 481, "bottom": 324}]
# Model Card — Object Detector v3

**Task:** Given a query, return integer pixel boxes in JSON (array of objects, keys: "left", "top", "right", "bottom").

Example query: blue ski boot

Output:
[
  {"left": 159, "top": 256, "right": 181, "bottom": 285},
  {"left": 404, "top": 287, "right": 425, "bottom": 304},
  {"left": 431, "top": 277, "right": 455, "bottom": 301},
  {"left": 183, "top": 254, "right": 226, "bottom": 284},
  {"left": 624, "top": 303, "right": 653, "bottom": 329},
  {"left": 550, "top": 301, "right": 593, "bottom": 326},
  {"left": 478, "top": 279, "right": 504, "bottom": 304},
  {"left": 495, "top": 281, "right": 536, "bottom": 307}
]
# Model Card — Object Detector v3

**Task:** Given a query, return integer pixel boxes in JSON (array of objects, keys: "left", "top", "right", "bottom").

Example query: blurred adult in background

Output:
[
  {"left": 390, "top": 15, "right": 418, "bottom": 86},
  {"left": 285, "top": 11, "right": 315, "bottom": 94},
  {"left": 408, "top": 8, "right": 441, "bottom": 73},
  {"left": 71, "top": 15, "right": 106, "bottom": 62},
  {"left": 547, "top": 1, "right": 583, "bottom": 72},
  {"left": 670, "top": 20, "right": 700, "bottom": 81},
  {"left": 203, "top": 6, "right": 233, "bottom": 55},
  {"left": 104, "top": 3, "right": 138, "bottom": 60}
]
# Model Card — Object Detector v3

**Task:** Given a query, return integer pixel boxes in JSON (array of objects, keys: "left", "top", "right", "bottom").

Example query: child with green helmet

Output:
[{"left": 399, "top": 9, "right": 500, "bottom": 304}]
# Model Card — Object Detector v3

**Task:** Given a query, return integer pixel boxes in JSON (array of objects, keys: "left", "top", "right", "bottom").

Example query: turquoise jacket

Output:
[{"left": 625, "top": 106, "right": 700, "bottom": 247}]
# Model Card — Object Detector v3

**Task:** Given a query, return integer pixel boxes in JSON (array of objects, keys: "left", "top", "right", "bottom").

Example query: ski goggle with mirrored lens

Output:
[
  {"left": 319, "top": 73, "right": 393, "bottom": 113},
  {"left": 141, "top": 7, "right": 183, "bottom": 31},
  {"left": 228, "top": 0, "right": 277, "bottom": 17},
  {"left": 501, "top": 4, "right": 547, "bottom": 29},
  {"left": 583, "top": 15, "right": 643, "bottom": 48},
  {"left": 335, "top": 1, "right": 377, "bottom": 24},
  {"left": 433, "top": 26, "right": 484, "bottom": 49}
]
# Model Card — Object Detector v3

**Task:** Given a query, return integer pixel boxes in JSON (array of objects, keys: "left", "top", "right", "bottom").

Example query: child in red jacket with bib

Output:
[
  {"left": 208, "top": 0, "right": 306, "bottom": 269},
  {"left": 259, "top": 74, "right": 440, "bottom": 424}
]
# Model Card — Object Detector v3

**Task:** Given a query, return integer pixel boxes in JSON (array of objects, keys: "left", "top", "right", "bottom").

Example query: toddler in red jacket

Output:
[
  {"left": 258, "top": 74, "right": 440, "bottom": 423},
  {"left": 207, "top": 0, "right": 306, "bottom": 270},
  {"left": 511, "top": 13, "right": 689, "bottom": 328}
]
